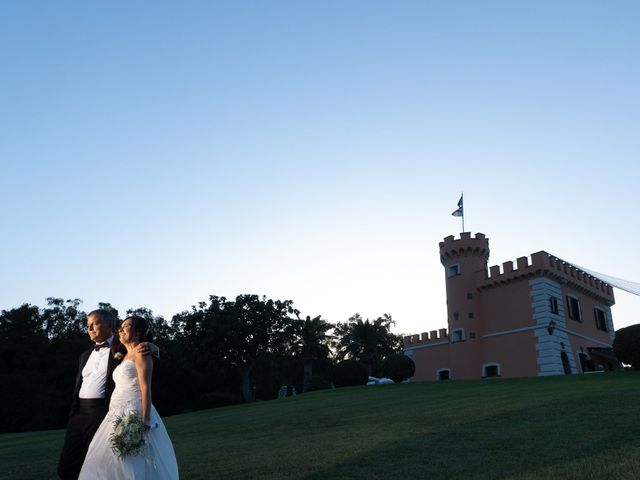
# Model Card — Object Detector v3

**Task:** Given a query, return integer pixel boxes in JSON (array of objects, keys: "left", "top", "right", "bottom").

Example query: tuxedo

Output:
[
  {"left": 69, "top": 339, "right": 125, "bottom": 415},
  {"left": 58, "top": 338, "right": 126, "bottom": 480}
]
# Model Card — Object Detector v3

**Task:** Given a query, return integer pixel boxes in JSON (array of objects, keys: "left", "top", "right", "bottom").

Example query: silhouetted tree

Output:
[
  {"left": 613, "top": 324, "right": 640, "bottom": 370},
  {"left": 171, "top": 295, "right": 298, "bottom": 403},
  {"left": 334, "top": 313, "right": 403, "bottom": 376},
  {"left": 42, "top": 297, "right": 86, "bottom": 339},
  {"left": 97, "top": 302, "right": 119, "bottom": 322},
  {"left": 292, "top": 315, "right": 333, "bottom": 392},
  {"left": 382, "top": 353, "right": 416, "bottom": 383}
]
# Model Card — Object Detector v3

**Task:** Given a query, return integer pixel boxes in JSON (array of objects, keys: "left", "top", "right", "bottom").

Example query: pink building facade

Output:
[{"left": 404, "top": 232, "right": 619, "bottom": 381}]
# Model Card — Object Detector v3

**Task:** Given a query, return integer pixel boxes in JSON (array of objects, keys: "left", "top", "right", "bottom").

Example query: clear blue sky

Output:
[{"left": 1, "top": 1, "right": 639, "bottom": 335}]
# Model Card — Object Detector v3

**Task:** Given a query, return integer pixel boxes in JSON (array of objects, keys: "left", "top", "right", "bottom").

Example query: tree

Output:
[
  {"left": 97, "top": 302, "right": 119, "bottom": 322},
  {"left": 382, "top": 354, "right": 416, "bottom": 383},
  {"left": 228, "top": 295, "right": 297, "bottom": 402},
  {"left": 291, "top": 315, "right": 333, "bottom": 392},
  {"left": 0, "top": 304, "right": 61, "bottom": 432},
  {"left": 171, "top": 295, "right": 298, "bottom": 403},
  {"left": 125, "top": 307, "right": 176, "bottom": 341},
  {"left": 41, "top": 297, "right": 86, "bottom": 340},
  {"left": 41, "top": 298, "right": 90, "bottom": 429},
  {"left": 334, "top": 313, "right": 403, "bottom": 376},
  {"left": 333, "top": 360, "right": 368, "bottom": 387},
  {"left": 613, "top": 324, "right": 640, "bottom": 370},
  {"left": 0, "top": 304, "right": 47, "bottom": 374}
]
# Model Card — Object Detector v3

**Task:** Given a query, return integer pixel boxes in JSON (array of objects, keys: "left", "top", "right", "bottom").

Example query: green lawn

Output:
[{"left": 2, "top": 372, "right": 640, "bottom": 479}]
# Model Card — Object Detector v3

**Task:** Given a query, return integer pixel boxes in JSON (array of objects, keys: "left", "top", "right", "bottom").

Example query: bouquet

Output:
[{"left": 110, "top": 411, "right": 147, "bottom": 457}]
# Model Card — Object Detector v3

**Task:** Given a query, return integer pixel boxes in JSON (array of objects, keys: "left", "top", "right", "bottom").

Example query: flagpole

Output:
[
  {"left": 451, "top": 192, "right": 464, "bottom": 232},
  {"left": 461, "top": 192, "right": 464, "bottom": 233}
]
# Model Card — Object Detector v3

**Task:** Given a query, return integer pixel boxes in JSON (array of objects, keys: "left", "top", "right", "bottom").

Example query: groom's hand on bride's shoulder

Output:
[{"left": 136, "top": 342, "right": 160, "bottom": 359}]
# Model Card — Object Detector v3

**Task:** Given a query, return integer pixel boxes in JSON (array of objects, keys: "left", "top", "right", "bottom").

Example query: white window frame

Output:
[
  {"left": 594, "top": 306, "right": 607, "bottom": 332},
  {"left": 436, "top": 368, "right": 452, "bottom": 381},
  {"left": 447, "top": 263, "right": 461, "bottom": 278},
  {"left": 482, "top": 362, "right": 501, "bottom": 378},
  {"left": 450, "top": 328, "right": 465, "bottom": 343},
  {"left": 566, "top": 294, "right": 582, "bottom": 322},
  {"left": 549, "top": 296, "right": 559, "bottom": 314}
]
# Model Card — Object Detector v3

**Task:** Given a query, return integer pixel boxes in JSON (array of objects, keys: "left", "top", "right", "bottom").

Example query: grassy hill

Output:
[{"left": 2, "top": 372, "right": 640, "bottom": 479}]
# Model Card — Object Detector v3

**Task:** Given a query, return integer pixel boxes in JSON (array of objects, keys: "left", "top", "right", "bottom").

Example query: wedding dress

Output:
[{"left": 79, "top": 360, "right": 179, "bottom": 479}]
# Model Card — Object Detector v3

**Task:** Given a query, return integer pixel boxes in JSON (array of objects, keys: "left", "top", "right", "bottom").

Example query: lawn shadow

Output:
[{"left": 302, "top": 393, "right": 640, "bottom": 480}]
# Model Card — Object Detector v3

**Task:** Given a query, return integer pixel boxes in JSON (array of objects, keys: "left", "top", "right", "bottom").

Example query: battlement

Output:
[
  {"left": 403, "top": 328, "right": 449, "bottom": 348},
  {"left": 476, "top": 250, "right": 614, "bottom": 302},
  {"left": 439, "top": 232, "right": 488, "bottom": 249},
  {"left": 439, "top": 232, "right": 490, "bottom": 266}
]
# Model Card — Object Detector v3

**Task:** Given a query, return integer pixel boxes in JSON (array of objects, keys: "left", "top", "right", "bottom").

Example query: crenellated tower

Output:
[
  {"left": 439, "top": 232, "right": 489, "bottom": 341},
  {"left": 405, "top": 231, "right": 618, "bottom": 381}
]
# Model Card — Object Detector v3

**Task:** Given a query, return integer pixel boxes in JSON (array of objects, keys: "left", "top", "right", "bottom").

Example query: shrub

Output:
[
  {"left": 333, "top": 360, "right": 368, "bottom": 388},
  {"left": 613, "top": 324, "right": 640, "bottom": 370},
  {"left": 382, "top": 354, "right": 416, "bottom": 383},
  {"left": 307, "top": 374, "right": 332, "bottom": 392}
]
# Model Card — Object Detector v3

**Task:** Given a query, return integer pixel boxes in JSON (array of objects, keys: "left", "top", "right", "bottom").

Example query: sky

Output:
[{"left": 1, "top": 1, "right": 639, "bottom": 336}]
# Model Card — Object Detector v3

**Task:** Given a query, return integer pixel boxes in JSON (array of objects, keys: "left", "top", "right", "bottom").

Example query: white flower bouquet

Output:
[{"left": 110, "top": 411, "right": 146, "bottom": 457}]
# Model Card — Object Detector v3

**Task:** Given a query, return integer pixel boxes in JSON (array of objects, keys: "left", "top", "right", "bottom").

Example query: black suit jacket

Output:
[{"left": 69, "top": 339, "right": 127, "bottom": 416}]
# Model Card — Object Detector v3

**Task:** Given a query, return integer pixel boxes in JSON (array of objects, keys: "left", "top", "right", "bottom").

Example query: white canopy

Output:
[{"left": 567, "top": 263, "right": 640, "bottom": 297}]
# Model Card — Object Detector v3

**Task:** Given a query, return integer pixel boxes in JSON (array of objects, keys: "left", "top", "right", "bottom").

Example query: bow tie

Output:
[{"left": 94, "top": 342, "right": 110, "bottom": 351}]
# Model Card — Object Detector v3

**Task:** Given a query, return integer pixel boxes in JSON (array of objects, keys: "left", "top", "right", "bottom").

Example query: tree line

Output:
[{"left": 0, "top": 295, "right": 404, "bottom": 433}]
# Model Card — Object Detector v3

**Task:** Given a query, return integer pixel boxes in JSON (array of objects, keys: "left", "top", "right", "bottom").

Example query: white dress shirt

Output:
[{"left": 78, "top": 335, "right": 114, "bottom": 399}]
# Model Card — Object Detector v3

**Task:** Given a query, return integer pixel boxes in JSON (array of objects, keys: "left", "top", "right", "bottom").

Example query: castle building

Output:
[{"left": 404, "top": 232, "right": 619, "bottom": 381}]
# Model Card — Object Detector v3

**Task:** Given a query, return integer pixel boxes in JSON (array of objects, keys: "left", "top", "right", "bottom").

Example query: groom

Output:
[{"left": 57, "top": 309, "right": 158, "bottom": 480}]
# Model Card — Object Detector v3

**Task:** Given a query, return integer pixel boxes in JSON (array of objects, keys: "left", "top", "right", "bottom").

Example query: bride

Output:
[{"left": 79, "top": 315, "right": 179, "bottom": 479}]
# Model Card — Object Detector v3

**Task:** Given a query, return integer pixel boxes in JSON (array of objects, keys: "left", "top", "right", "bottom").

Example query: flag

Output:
[{"left": 451, "top": 194, "right": 463, "bottom": 217}]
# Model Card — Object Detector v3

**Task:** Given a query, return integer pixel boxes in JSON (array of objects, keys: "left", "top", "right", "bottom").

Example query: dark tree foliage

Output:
[
  {"left": 0, "top": 294, "right": 395, "bottom": 434},
  {"left": 332, "top": 360, "right": 368, "bottom": 387},
  {"left": 334, "top": 313, "right": 403, "bottom": 376},
  {"left": 42, "top": 297, "right": 86, "bottom": 339},
  {"left": 170, "top": 295, "right": 299, "bottom": 404},
  {"left": 382, "top": 354, "right": 416, "bottom": 383},
  {"left": 291, "top": 315, "right": 333, "bottom": 392},
  {"left": 613, "top": 324, "right": 640, "bottom": 370},
  {"left": 0, "top": 300, "right": 89, "bottom": 433},
  {"left": 97, "top": 302, "right": 119, "bottom": 322}
]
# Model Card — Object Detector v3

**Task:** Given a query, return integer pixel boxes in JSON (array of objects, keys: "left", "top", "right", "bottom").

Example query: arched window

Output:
[
  {"left": 436, "top": 368, "right": 451, "bottom": 381},
  {"left": 560, "top": 352, "right": 571, "bottom": 374}
]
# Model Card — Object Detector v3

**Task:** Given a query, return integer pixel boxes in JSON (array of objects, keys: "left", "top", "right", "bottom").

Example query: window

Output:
[
  {"left": 467, "top": 292, "right": 473, "bottom": 300},
  {"left": 566, "top": 295, "right": 582, "bottom": 322},
  {"left": 550, "top": 296, "right": 558, "bottom": 314},
  {"left": 447, "top": 264, "right": 460, "bottom": 278},
  {"left": 468, "top": 312, "right": 474, "bottom": 319},
  {"left": 453, "top": 312, "right": 459, "bottom": 321},
  {"left": 451, "top": 328, "right": 464, "bottom": 343},
  {"left": 578, "top": 352, "right": 594, "bottom": 373},
  {"left": 483, "top": 363, "right": 501, "bottom": 378},
  {"left": 560, "top": 352, "right": 572, "bottom": 375},
  {"left": 594, "top": 308, "right": 608, "bottom": 332},
  {"left": 436, "top": 369, "right": 451, "bottom": 381}
]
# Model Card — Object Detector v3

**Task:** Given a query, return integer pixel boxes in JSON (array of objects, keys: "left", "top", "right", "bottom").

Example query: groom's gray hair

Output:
[{"left": 88, "top": 309, "right": 116, "bottom": 330}]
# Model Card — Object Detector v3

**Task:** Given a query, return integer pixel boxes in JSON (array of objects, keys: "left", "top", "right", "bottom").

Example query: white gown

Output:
[{"left": 79, "top": 360, "right": 179, "bottom": 479}]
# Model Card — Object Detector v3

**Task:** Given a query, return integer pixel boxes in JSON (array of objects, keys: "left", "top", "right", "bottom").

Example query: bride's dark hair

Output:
[{"left": 124, "top": 315, "right": 154, "bottom": 343}]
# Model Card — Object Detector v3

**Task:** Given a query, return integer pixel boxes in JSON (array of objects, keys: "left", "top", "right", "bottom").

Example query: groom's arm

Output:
[{"left": 135, "top": 342, "right": 160, "bottom": 359}]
